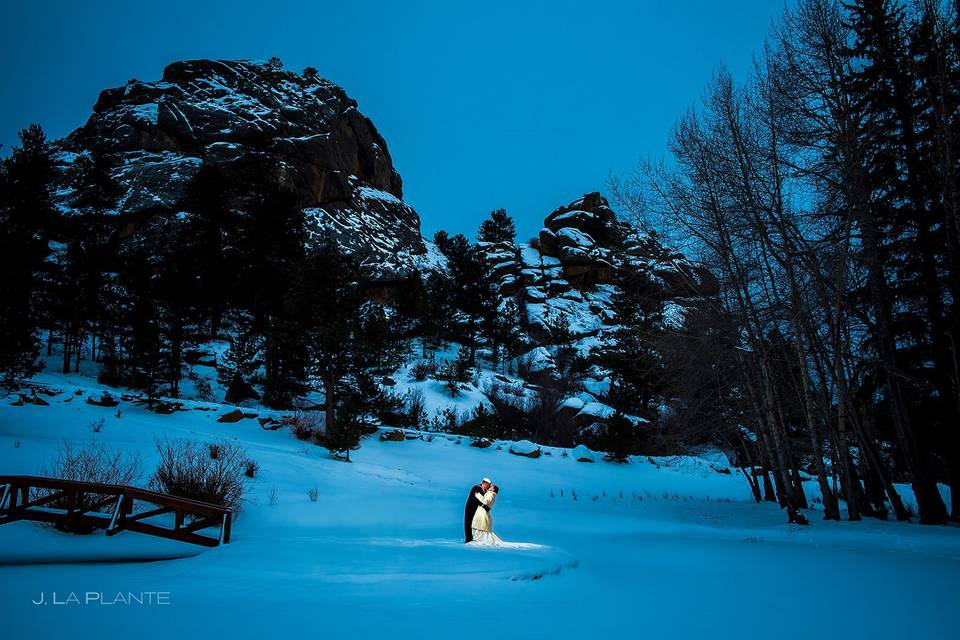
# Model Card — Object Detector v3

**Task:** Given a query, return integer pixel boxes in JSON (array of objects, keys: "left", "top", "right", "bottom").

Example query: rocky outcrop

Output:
[
  {"left": 478, "top": 240, "right": 523, "bottom": 297},
  {"left": 538, "top": 192, "right": 622, "bottom": 288},
  {"left": 536, "top": 191, "right": 716, "bottom": 297},
  {"left": 53, "top": 58, "right": 428, "bottom": 280},
  {"left": 486, "top": 192, "right": 716, "bottom": 435},
  {"left": 508, "top": 192, "right": 718, "bottom": 345}
]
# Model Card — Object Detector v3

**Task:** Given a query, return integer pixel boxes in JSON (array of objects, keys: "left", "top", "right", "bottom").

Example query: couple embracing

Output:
[{"left": 463, "top": 477, "right": 502, "bottom": 546}]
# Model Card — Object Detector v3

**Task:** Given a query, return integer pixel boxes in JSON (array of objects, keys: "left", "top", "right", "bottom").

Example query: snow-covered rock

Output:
[
  {"left": 509, "top": 440, "right": 542, "bottom": 458},
  {"left": 54, "top": 58, "right": 429, "bottom": 281},
  {"left": 517, "top": 346, "right": 556, "bottom": 376},
  {"left": 571, "top": 444, "right": 596, "bottom": 462}
]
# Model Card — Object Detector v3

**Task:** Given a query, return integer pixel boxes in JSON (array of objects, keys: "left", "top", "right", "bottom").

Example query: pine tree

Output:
[
  {"left": 115, "top": 251, "right": 167, "bottom": 399},
  {"left": 440, "top": 360, "right": 462, "bottom": 398},
  {"left": 847, "top": 0, "right": 950, "bottom": 523},
  {"left": 0, "top": 125, "right": 57, "bottom": 384},
  {"left": 466, "top": 402, "right": 501, "bottom": 441},
  {"left": 218, "top": 310, "right": 263, "bottom": 390},
  {"left": 232, "top": 155, "right": 305, "bottom": 329},
  {"left": 181, "top": 164, "right": 235, "bottom": 334},
  {"left": 96, "top": 271, "right": 132, "bottom": 387},
  {"left": 477, "top": 208, "right": 516, "bottom": 244},
  {"left": 228, "top": 155, "right": 307, "bottom": 405},
  {"left": 56, "top": 149, "right": 122, "bottom": 373},
  {"left": 486, "top": 298, "right": 524, "bottom": 370},
  {"left": 324, "top": 396, "right": 363, "bottom": 461},
  {"left": 907, "top": 0, "right": 960, "bottom": 521},
  {"left": 422, "top": 271, "right": 456, "bottom": 350},
  {"left": 72, "top": 150, "right": 122, "bottom": 215},
  {"left": 453, "top": 344, "right": 474, "bottom": 382},
  {"left": 600, "top": 270, "right": 666, "bottom": 416},
  {"left": 436, "top": 233, "right": 497, "bottom": 362},
  {"left": 262, "top": 307, "right": 307, "bottom": 408},
  {"left": 152, "top": 218, "right": 207, "bottom": 397},
  {"left": 92, "top": 215, "right": 205, "bottom": 398},
  {"left": 278, "top": 238, "right": 358, "bottom": 411},
  {"left": 281, "top": 238, "right": 407, "bottom": 426},
  {"left": 603, "top": 412, "right": 638, "bottom": 462},
  {"left": 389, "top": 270, "right": 429, "bottom": 340}
]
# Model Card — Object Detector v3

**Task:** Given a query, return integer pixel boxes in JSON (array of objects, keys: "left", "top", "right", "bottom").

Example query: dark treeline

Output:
[
  {"left": 613, "top": 0, "right": 959, "bottom": 523},
  {"left": 0, "top": 137, "right": 526, "bottom": 454}
]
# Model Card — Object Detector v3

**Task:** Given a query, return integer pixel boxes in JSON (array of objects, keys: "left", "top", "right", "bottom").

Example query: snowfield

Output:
[{"left": 0, "top": 373, "right": 958, "bottom": 639}]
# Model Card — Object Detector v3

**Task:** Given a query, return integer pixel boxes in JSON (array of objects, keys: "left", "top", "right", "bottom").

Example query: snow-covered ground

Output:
[{"left": 1, "top": 372, "right": 958, "bottom": 639}]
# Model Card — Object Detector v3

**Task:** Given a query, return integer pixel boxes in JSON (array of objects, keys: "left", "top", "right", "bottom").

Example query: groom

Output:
[{"left": 463, "top": 478, "right": 491, "bottom": 543}]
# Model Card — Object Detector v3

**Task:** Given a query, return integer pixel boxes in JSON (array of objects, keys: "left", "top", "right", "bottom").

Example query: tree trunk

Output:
[
  {"left": 761, "top": 469, "right": 777, "bottom": 503},
  {"left": 831, "top": 422, "right": 861, "bottom": 521},
  {"left": 324, "top": 370, "right": 336, "bottom": 438},
  {"left": 853, "top": 409, "right": 910, "bottom": 521},
  {"left": 62, "top": 330, "right": 72, "bottom": 374},
  {"left": 859, "top": 451, "right": 889, "bottom": 520},
  {"left": 170, "top": 322, "right": 183, "bottom": 397},
  {"left": 809, "top": 421, "right": 841, "bottom": 520}
]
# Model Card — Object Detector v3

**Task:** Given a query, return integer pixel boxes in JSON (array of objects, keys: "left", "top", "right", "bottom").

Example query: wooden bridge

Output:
[{"left": 0, "top": 475, "right": 231, "bottom": 547}]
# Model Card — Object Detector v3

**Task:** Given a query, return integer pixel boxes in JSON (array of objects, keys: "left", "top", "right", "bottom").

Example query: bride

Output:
[{"left": 470, "top": 483, "right": 503, "bottom": 546}]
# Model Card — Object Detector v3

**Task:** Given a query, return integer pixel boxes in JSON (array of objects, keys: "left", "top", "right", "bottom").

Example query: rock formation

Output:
[{"left": 52, "top": 58, "right": 429, "bottom": 279}]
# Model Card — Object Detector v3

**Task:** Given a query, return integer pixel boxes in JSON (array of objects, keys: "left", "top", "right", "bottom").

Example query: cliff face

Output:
[{"left": 53, "top": 58, "right": 427, "bottom": 279}]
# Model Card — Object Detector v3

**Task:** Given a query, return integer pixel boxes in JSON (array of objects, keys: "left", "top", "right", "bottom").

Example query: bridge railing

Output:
[{"left": 0, "top": 475, "right": 232, "bottom": 547}]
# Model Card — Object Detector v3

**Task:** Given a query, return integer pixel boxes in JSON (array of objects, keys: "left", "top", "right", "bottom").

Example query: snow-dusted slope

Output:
[{"left": 1, "top": 375, "right": 958, "bottom": 639}]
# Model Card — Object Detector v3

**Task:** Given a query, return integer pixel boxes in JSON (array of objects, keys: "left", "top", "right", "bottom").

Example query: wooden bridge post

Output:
[
  {"left": 221, "top": 512, "right": 232, "bottom": 544},
  {"left": 107, "top": 493, "right": 125, "bottom": 533},
  {"left": 10, "top": 482, "right": 23, "bottom": 513}
]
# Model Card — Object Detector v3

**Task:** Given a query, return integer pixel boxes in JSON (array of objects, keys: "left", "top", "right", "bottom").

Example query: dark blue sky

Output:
[{"left": 0, "top": 0, "right": 785, "bottom": 239}]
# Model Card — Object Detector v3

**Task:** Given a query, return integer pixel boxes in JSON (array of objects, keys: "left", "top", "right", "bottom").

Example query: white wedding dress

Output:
[
  {"left": 470, "top": 490, "right": 504, "bottom": 546},
  {"left": 471, "top": 530, "right": 504, "bottom": 546}
]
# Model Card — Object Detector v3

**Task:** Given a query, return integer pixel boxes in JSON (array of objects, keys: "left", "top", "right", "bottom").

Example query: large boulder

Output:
[
  {"left": 571, "top": 444, "right": 597, "bottom": 463},
  {"left": 54, "top": 58, "right": 429, "bottom": 281},
  {"left": 509, "top": 440, "right": 542, "bottom": 458},
  {"left": 224, "top": 375, "right": 261, "bottom": 405}
]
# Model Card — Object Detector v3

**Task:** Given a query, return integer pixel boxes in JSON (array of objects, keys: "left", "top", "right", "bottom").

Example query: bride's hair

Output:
[{"left": 492, "top": 484, "right": 500, "bottom": 493}]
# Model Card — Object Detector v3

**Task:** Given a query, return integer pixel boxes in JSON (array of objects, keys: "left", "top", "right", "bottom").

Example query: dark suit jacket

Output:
[{"left": 464, "top": 484, "right": 487, "bottom": 542}]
